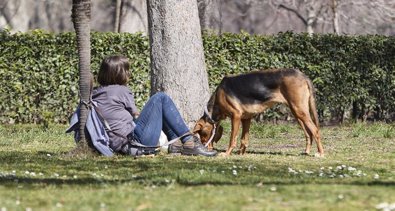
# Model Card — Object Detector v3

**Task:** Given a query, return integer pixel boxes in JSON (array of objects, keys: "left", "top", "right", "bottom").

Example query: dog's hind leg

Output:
[
  {"left": 291, "top": 105, "right": 324, "bottom": 157},
  {"left": 302, "top": 116, "right": 323, "bottom": 157},
  {"left": 239, "top": 118, "right": 252, "bottom": 155},
  {"left": 294, "top": 118, "right": 312, "bottom": 155}
]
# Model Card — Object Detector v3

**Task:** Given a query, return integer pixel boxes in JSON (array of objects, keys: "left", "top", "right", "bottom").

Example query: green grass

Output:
[{"left": 0, "top": 122, "right": 394, "bottom": 211}]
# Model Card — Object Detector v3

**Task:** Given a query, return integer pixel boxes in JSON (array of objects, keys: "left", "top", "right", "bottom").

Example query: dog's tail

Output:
[{"left": 307, "top": 79, "right": 319, "bottom": 128}]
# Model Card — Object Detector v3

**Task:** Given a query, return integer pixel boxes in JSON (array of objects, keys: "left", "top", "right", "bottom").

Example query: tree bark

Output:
[
  {"left": 71, "top": 0, "right": 91, "bottom": 148},
  {"left": 114, "top": 0, "right": 122, "bottom": 32},
  {"left": 197, "top": 0, "right": 210, "bottom": 31},
  {"left": 147, "top": 0, "right": 210, "bottom": 127},
  {"left": 332, "top": 0, "right": 339, "bottom": 34}
]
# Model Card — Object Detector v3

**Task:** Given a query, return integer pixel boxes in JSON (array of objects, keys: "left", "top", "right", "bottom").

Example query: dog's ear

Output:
[
  {"left": 213, "top": 125, "right": 223, "bottom": 143},
  {"left": 192, "top": 119, "right": 204, "bottom": 134}
]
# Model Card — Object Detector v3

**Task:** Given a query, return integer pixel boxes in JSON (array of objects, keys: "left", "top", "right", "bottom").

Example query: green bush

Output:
[
  {"left": 203, "top": 31, "right": 395, "bottom": 122},
  {"left": 0, "top": 30, "right": 150, "bottom": 124},
  {"left": 0, "top": 30, "right": 394, "bottom": 124}
]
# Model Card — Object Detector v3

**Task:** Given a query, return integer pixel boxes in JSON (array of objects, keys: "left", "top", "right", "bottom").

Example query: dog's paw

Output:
[{"left": 218, "top": 152, "right": 229, "bottom": 157}]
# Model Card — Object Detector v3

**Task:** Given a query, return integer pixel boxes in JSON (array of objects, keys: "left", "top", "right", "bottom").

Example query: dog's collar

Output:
[
  {"left": 204, "top": 106, "right": 217, "bottom": 124},
  {"left": 204, "top": 123, "right": 216, "bottom": 148}
]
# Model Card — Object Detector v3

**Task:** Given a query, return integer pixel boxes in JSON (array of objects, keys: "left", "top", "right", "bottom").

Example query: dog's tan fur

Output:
[{"left": 193, "top": 69, "right": 324, "bottom": 157}]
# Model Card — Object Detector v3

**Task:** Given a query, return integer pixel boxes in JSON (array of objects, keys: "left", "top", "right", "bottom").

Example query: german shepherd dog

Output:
[{"left": 193, "top": 68, "right": 324, "bottom": 157}]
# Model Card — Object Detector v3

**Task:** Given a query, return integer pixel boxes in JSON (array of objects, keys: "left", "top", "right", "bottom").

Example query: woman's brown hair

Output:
[{"left": 97, "top": 55, "right": 130, "bottom": 86}]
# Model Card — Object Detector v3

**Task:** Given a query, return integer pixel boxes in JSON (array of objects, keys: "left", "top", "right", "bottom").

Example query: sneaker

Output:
[
  {"left": 168, "top": 139, "right": 183, "bottom": 154},
  {"left": 182, "top": 136, "right": 217, "bottom": 157}
]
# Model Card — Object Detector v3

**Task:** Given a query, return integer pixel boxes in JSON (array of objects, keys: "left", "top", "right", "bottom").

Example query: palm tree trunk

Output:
[{"left": 71, "top": 0, "right": 92, "bottom": 150}]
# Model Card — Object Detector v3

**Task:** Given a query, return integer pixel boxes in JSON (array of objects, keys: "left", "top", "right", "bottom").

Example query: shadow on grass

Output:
[
  {"left": 2, "top": 151, "right": 394, "bottom": 188},
  {"left": 213, "top": 148, "right": 298, "bottom": 156},
  {"left": 1, "top": 175, "right": 394, "bottom": 188}
]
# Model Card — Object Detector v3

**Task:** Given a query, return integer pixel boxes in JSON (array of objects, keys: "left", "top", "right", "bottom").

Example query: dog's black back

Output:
[{"left": 220, "top": 69, "right": 300, "bottom": 105}]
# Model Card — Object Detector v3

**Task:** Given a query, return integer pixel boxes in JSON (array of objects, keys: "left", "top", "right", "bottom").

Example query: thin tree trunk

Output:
[
  {"left": 197, "top": 0, "right": 210, "bottom": 31},
  {"left": 114, "top": 0, "right": 122, "bottom": 32},
  {"left": 147, "top": 0, "right": 210, "bottom": 127},
  {"left": 71, "top": 0, "right": 92, "bottom": 150},
  {"left": 332, "top": 0, "right": 340, "bottom": 34},
  {"left": 306, "top": 4, "right": 315, "bottom": 34}
]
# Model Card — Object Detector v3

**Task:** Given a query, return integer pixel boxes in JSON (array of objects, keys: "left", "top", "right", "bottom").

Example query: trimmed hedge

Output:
[{"left": 0, "top": 30, "right": 394, "bottom": 124}]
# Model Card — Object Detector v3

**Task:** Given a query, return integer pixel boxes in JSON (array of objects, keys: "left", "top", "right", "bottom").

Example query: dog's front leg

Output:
[
  {"left": 239, "top": 118, "right": 251, "bottom": 155},
  {"left": 223, "top": 115, "right": 241, "bottom": 156}
]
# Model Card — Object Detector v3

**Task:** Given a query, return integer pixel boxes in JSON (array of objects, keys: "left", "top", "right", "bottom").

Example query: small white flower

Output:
[
  {"left": 305, "top": 170, "right": 314, "bottom": 174},
  {"left": 338, "top": 194, "right": 344, "bottom": 200},
  {"left": 199, "top": 169, "right": 205, "bottom": 175},
  {"left": 24, "top": 171, "right": 29, "bottom": 174},
  {"left": 374, "top": 174, "right": 380, "bottom": 179},
  {"left": 26, "top": 208, "right": 32, "bottom": 211},
  {"left": 46, "top": 154, "right": 51, "bottom": 157},
  {"left": 56, "top": 202, "right": 63, "bottom": 208},
  {"left": 1, "top": 207, "right": 7, "bottom": 211},
  {"left": 319, "top": 172, "right": 325, "bottom": 177},
  {"left": 73, "top": 175, "right": 78, "bottom": 179},
  {"left": 12, "top": 170, "right": 16, "bottom": 174},
  {"left": 29, "top": 172, "right": 36, "bottom": 177},
  {"left": 336, "top": 166, "right": 342, "bottom": 170},
  {"left": 100, "top": 203, "right": 106, "bottom": 208},
  {"left": 54, "top": 173, "right": 59, "bottom": 177},
  {"left": 269, "top": 186, "right": 277, "bottom": 192},
  {"left": 339, "top": 175, "right": 344, "bottom": 178},
  {"left": 248, "top": 165, "right": 254, "bottom": 171},
  {"left": 233, "top": 165, "right": 237, "bottom": 169},
  {"left": 347, "top": 167, "right": 356, "bottom": 171},
  {"left": 376, "top": 202, "right": 389, "bottom": 210},
  {"left": 328, "top": 167, "right": 333, "bottom": 170},
  {"left": 341, "top": 164, "right": 346, "bottom": 168},
  {"left": 232, "top": 169, "right": 237, "bottom": 176},
  {"left": 15, "top": 200, "right": 20, "bottom": 205},
  {"left": 38, "top": 172, "right": 44, "bottom": 176},
  {"left": 320, "top": 167, "right": 325, "bottom": 170},
  {"left": 355, "top": 170, "right": 363, "bottom": 177}
]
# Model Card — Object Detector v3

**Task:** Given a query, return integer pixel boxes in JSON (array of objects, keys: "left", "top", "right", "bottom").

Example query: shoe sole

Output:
[{"left": 181, "top": 152, "right": 217, "bottom": 157}]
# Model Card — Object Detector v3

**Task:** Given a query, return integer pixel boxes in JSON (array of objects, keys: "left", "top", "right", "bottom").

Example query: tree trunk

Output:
[
  {"left": 332, "top": 0, "right": 340, "bottom": 34},
  {"left": 114, "top": 0, "right": 122, "bottom": 32},
  {"left": 197, "top": 0, "right": 210, "bottom": 31},
  {"left": 147, "top": 0, "right": 210, "bottom": 127},
  {"left": 306, "top": 4, "right": 315, "bottom": 34},
  {"left": 71, "top": 0, "right": 92, "bottom": 149}
]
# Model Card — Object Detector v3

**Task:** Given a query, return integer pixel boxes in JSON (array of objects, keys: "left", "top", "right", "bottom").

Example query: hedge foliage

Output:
[{"left": 0, "top": 30, "right": 394, "bottom": 124}]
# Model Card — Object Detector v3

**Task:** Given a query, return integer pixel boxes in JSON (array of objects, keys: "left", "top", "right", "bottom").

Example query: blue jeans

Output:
[{"left": 132, "top": 92, "right": 191, "bottom": 146}]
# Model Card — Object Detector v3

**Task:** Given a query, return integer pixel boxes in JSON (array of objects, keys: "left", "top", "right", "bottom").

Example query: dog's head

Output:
[{"left": 192, "top": 116, "right": 223, "bottom": 150}]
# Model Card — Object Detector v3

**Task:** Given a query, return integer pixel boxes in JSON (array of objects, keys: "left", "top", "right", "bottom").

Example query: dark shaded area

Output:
[{"left": 1, "top": 151, "right": 394, "bottom": 188}]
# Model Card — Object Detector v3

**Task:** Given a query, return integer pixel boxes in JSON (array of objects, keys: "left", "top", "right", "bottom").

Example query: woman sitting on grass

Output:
[{"left": 92, "top": 55, "right": 217, "bottom": 157}]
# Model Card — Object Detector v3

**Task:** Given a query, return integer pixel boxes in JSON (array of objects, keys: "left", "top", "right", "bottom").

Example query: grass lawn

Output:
[{"left": 0, "top": 122, "right": 394, "bottom": 211}]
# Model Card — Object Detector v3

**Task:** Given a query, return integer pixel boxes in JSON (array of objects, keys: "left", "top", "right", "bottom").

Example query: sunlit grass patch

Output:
[{"left": 0, "top": 122, "right": 394, "bottom": 210}]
